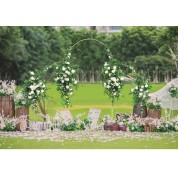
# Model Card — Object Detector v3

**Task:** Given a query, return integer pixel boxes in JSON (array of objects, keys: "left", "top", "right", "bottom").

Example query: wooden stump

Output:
[
  {"left": 16, "top": 106, "right": 29, "bottom": 130},
  {"left": 148, "top": 109, "right": 161, "bottom": 119},
  {"left": 133, "top": 102, "right": 147, "bottom": 118},
  {"left": 0, "top": 96, "right": 15, "bottom": 118},
  {"left": 144, "top": 124, "right": 155, "bottom": 132},
  {"left": 16, "top": 120, "right": 27, "bottom": 132}
]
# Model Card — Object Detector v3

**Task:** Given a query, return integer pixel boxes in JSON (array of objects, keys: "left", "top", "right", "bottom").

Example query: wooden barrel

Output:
[
  {"left": 119, "top": 125, "right": 127, "bottom": 131},
  {"left": 104, "top": 122, "right": 110, "bottom": 131},
  {"left": 0, "top": 96, "right": 15, "bottom": 118},
  {"left": 133, "top": 102, "right": 147, "bottom": 118},
  {"left": 16, "top": 105, "right": 29, "bottom": 130},
  {"left": 148, "top": 109, "right": 161, "bottom": 119}
]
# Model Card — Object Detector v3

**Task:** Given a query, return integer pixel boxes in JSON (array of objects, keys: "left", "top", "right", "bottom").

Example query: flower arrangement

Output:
[
  {"left": 168, "top": 84, "right": 178, "bottom": 98},
  {"left": 154, "top": 118, "right": 177, "bottom": 132},
  {"left": 19, "top": 71, "right": 47, "bottom": 110},
  {"left": 54, "top": 61, "right": 79, "bottom": 107},
  {"left": 127, "top": 116, "right": 145, "bottom": 132},
  {"left": 0, "top": 115, "right": 16, "bottom": 131},
  {"left": 147, "top": 98, "right": 161, "bottom": 110},
  {"left": 130, "top": 72, "right": 151, "bottom": 107},
  {"left": 0, "top": 80, "right": 16, "bottom": 96},
  {"left": 116, "top": 114, "right": 130, "bottom": 126},
  {"left": 102, "top": 59, "right": 124, "bottom": 118}
]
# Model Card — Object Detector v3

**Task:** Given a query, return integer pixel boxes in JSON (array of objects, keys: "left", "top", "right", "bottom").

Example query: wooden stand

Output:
[
  {"left": 133, "top": 102, "right": 147, "bottom": 118},
  {"left": 16, "top": 105, "right": 29, "bottom": 130},
  {"left": 144, "top": 124, "right": 155, "bottom": 132},
  {"left": 148, "top": 109, "right": 161, "bottom": 119}
]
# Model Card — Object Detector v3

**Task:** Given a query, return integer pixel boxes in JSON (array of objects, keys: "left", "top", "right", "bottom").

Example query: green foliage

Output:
[{"left": 168, "top": 84, "right": 178, "bottom": 98}]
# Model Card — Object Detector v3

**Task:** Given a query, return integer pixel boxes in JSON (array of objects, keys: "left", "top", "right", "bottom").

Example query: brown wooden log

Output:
[
  {"left": 0, "top": 96, "right": 15, "bottom": 118},
  {"left": 16, "top": 105, "right": 29, "bottom": 130},
  {"left": 148, "top": 109, "right": 161, "bottom": 119}
]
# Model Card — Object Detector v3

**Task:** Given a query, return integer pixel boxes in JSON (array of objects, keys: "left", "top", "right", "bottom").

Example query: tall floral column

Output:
[
  {"left": 130, "top": 72, "right": 151, "bottom": 118},
  {"left": 102, "top": 59, "right": 124, "bottom": 118},
  {"left": 54, "top": 61, "right": 79, "bottom": 108}
]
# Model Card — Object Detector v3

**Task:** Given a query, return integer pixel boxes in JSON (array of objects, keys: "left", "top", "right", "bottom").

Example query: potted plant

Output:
[
  {"left": 117, "top": 114, "right": 130, "bottom": 131},
  {"left": 130, "top": 72, "right": 151, "bottom": 118},
  {"left": 147, "top": 98, "right": 161, "bottom": 119}
]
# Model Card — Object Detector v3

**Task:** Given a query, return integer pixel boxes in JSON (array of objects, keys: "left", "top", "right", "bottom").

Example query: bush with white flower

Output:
[
  {"left": 20, "top": 71, "right": 47, "bottom": 110},
  {"left": 0, "top": 80, "right": 16, "bottom": 96},
  {"left": 0, "top": 115, "right": 17, "bottom": 131},
  {"left": 54, "top": 61, "right": 79, "bottom": 107},
  {"left": 168, "top": 84, "right": 178, "bottom": 98},
  {"left": 130, "top": 72, "right": 151, "bottom": 107},
  {"left": 102, "top": 59, "right": 124, "bottom": 107},
  {"left": 127, "top": 116, "right": 145, "bottom": 132}
]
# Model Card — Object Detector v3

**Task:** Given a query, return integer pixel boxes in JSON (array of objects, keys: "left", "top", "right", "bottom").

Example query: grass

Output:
[
  {"left": 0, "top": 132, "right": 178, "bottom": 149},
  {"left": 1, "top": 82, "right": 178, "bottom": 149}
]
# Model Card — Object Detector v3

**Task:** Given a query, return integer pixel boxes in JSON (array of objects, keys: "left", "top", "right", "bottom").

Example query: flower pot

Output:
[
  {"left": 113, "top": 123, "right": 119, "bottom": 131},
  {"left": 16, "top": 105, "right": 29, "bottom": 130},
  {"left": 0, "top": 96, "right": 15, "bottom": 118},
  {"left": 119, "top": 125, "right": 127, "bottom": 132},
  {"left": 144, "top": 124, "right": 156, "bottom": 132},
  {"left": 148, "top": 109, "right": 161, "bottom": 119},
  {"left": 104, "top": 122, "right": 110, "bottom": 131},
  {"left": 16, "top": 119, "right": 27, "bottom": 132},
  {"left": 133, "top": 102, "right": 147, "bottom": 118}
]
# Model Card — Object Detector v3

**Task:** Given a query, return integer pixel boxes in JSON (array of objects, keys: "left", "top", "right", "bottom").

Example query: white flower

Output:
[
  {"left": 131, "top": 88, "right": 134, "bottom": 92},
  {"left": 107, "top": 85, "right": 110, "bottom": 89},
  {"left": 135, "top": 86, "right": 138, "bottom": 90},
  {"left": 28, "top": 96, "right": 32, "bottom": 99},
  {"left": 140, "top": 88, "right": 143, "bottom": 92},
  {"left": 71, "top": 69, "right": 75, "bottom": 73},
  {"left": 22, "top": 101, "right": 26, "bottom": 105},
  {"left": 65, "top": 78, "right": 69, "bottom": 81},
  {"left": 65, "top": 61, "right": 70, "bottom": 65},
  {"left": 107, "top": 67, "right": 110, "bottom": 70},
  {"left": 120, "top": 77, "right": 124, "bottom": 81},
  {"left": 104, "top": 62, "right": 108, "bottom": 66},
  {"left": 104, "top": 83, "right": 106, "bottom": 87},
  {"left": 56, "top": 67, "right": 59, "bottom": 69},
  {"left": 74, "top": 80, "right": 78, "bottom": 84},
  {"left": 114, "top": 92, "right": 116, "bottom": 96},
  {"left": 61, "top": 80, "right": 64, "bottom": 83},
  {"left": 115, "top": 83, "right": 119, "bottom": 87},
  {"left": 41, "top": 90, "right": 44, "bottom": 93},
  {"left": 66, "top": 85, "right": 69, "bottom": 89},
  {"left": 30, "top": 76, "right": 35, "bottom": 80},
  {"left": 62, "top": 67, "right": 66, "bottom": 71},
  {"left": 111, "top": 77, "right": 116, "bottom": 82},
  {"left": 113, "top": 66, "right": 116, "bottom": 70},
  {"left": 30, "top": 71, "right": 34, "bottom": 75},
  {"left": 70, "top": 92, "right": 73, "bottom": 95},
  {"left": 145, "top": 84, "right": 148, "bottom": 88},
  {"left": 36, "top": 90, "right": 40, "bottom": 94},
  {"left": 29, "top": 91, "right": 34, "bottom": 95},
  {"left": 139, "top": 93, "right": 143, "bottom": 96},
  {"left": 105, "top": 71, "right": 108, "bottom": 74},
  {"left": 112, "top": 70, "right": 115, "bottom": 73},
  {"left": 141, "top": 85, "right": 144, "bottom": 88}
]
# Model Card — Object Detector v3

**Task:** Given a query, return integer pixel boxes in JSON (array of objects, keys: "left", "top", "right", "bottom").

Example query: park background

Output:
[{"left": 1, "top": 0, "right": 178, "bottom": 178}]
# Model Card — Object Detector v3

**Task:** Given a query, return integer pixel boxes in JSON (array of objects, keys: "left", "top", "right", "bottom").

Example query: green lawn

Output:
[{"left": 1, "top": 82, "right": 178, "bottom": 149}]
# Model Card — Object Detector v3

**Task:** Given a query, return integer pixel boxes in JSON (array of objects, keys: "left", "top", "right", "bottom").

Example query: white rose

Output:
[
  {"left": 56, "top": 66, "right": 58, "bottom": 69},
  {"left": 104, "top": 62, "right": 108, "bottom": 66},
  {"left": 105, "top": 71, "right": 108, "bottom": 74},
  {"left": 115, "top": 83, "right": 119, "bottom": 87},
  {"left": 107, "top": 67, "right": 110, "bottom": 70},
  {"left": 30, "top": 76, "right": 35, "bottom": 80},
  {"left": 62, "top": 67, "right": 66, "bottom": 71},
  {"left": 70, "top": 92, "right": 73, "bottom": 95},
  {"left": 65, "top": 78, "right": 69, "bottom": 81},
  {"left": 74, "top": 80, "right": 78, "bottom": 84},
  {"left": 65, "top": 61, "right": 70, "bottom": 65},
  {"left": 107, "top": 85, "right": 110, "bottom": 89},
  {"left": 28, "top": 96, "right": 32, "bottom": 99},
  {"left": 139, "top": 93, "right": 143, "bottom": 96},
  {"left": 145, "top": 84, "right": 148, "bottom": 88},
  {"left": 71, "top": 69, "right": 75, "bottom": 73},
  {"left": 61, "top": 80, "right": 64, "bottom": 83},
  {"left": 30, "top": 71, "right": 34, "bottom": 75},
  {"left": 113, "top": 66, "right": 116, "bottom": 70},
  {"left": 120, "top": 77, "right": 124, "bottom": 81},
  {"left": 22, "top": 101, "right": 26, "bottom": 105},
  {"left": 111, "top": 77, "right": 116, "bottom": 82},
  {"left": 114, "top": 93, "right": 116, "bottom": 96},
  {"left": 140, "top": 88, "right": 143, "bottom": 92},
  {"left": 135, "top": 86, "right": 138, "bottom": 89},
  {"left": 112, "top": 70, "right": 115, "bottom": 73},
  {"left": 131, "top": 88, "right": 134, "bottom": 92},
  {"left": 141, "top": 85, "right": 144, "bottom": 88},
  {"left": 41, "top": 90, "right": 44, "bottom": 93},
  {"left": 66, "top": 85, "right": 69, "bottom": 89}
]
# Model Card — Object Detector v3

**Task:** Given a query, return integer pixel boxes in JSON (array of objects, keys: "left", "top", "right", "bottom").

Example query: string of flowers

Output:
[
  {"left": 102, "top": 58, "right": 125, "bottom": 118},
  {"left": 15, "top": 71, "right": 48, "bottom": 110},
  {"left": 54, "top": 61, "right": 79, "bottom": 107},
  {"left": 130, "top": 72, "right": 151, "bottom": 108}
]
